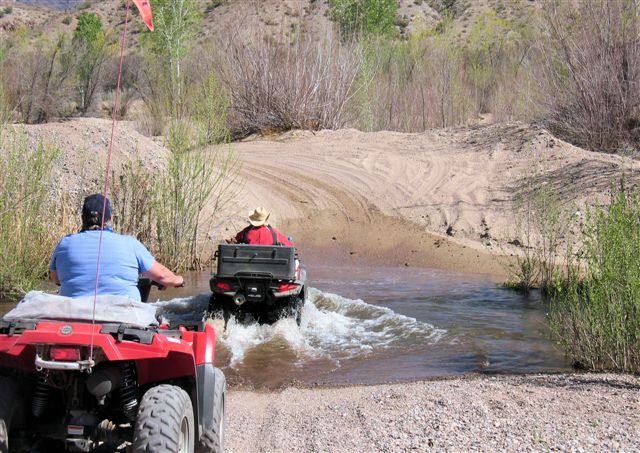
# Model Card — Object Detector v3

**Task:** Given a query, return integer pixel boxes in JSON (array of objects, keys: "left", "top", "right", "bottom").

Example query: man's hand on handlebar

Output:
[
  {"left": 144, "top": 262, "right": 185, "bottom": 290},
  {"left": 150, "top": 275, "right": 184, "bottom": 291}
]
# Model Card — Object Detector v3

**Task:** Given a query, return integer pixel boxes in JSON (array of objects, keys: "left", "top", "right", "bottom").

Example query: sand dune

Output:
[{"left": 229, "top": 123, "right": 639, "bottom": 275}]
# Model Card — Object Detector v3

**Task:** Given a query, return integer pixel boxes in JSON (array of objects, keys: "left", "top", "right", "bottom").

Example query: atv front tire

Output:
[
  {"left": 133, "top": 385, "right": 194, "bottom": 453},
  {"left": 196, "top": 367, "right": 226, "bottom": 453}
]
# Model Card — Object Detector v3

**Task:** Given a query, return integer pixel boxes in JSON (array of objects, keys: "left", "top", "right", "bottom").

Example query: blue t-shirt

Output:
[{"left": 49, "top": 229, "right": 156, "bottom": 300}]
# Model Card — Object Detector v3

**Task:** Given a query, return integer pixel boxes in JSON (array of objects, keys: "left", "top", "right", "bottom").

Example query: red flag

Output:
[{"left": 132, "top": 0, "right": 154, "bottom": 31}]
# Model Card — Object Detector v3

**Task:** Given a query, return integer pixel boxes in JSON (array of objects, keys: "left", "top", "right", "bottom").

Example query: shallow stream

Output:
[{"left": 151, "top": 264, "right": 570, "bottom": 388}]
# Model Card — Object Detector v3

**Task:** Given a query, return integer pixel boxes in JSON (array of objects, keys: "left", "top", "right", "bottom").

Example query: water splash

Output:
[{"left": 152, "top": 288, "right": 446, "bottom": 367}]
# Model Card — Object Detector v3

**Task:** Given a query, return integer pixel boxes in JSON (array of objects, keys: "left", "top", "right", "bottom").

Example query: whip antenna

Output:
[{"left": 89, "top": 0, "right": 133, "bottom": 361}]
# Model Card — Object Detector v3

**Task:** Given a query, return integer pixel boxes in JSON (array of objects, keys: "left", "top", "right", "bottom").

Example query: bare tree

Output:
[
  {"left": 218, "top": 34, "right": 363, "bottom": 137},
  {"left": 539, "top": 0, "right": 640, "bottom": 153}
]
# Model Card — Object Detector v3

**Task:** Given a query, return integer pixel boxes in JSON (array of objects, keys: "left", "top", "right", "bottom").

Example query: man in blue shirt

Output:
[{"left": 49, "top": 194, "right": 183, "bottom": 300}]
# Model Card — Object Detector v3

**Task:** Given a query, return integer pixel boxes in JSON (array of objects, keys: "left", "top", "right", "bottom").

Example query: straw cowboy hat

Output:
[{"left": 248, "top": 207, "right": 270, "bottom": 227}]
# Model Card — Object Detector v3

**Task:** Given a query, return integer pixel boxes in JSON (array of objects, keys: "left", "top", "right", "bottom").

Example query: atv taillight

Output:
[
  {"left": 278, "top": 283, "right": 298, "bottom": 292},
  {"left": 49, "top": 347, "right": 80, "bottom": 361},
  {"left": 215, "top": 282, "right": 233, "bottom": 291}
]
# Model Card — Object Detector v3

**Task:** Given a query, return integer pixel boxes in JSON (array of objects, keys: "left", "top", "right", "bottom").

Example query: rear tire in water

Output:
[
  {"left": 132, "top": 385, "right": 194, "bottom": 453},
  {"left": 207, "top": 294, "right": 231, "bottom": 329},
  {"left": 274, "top": 295, "right": 305, "bottom": 326},
  {"left": 0, "top": 376, "right": 26, "bottom": 453},
  {"left": 196, "top": 368, "right": 226, "bottom": 453}
]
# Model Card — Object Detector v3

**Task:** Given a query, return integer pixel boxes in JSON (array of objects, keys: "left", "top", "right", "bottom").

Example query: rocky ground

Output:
[{"left": 226, "top": 373, "right": 640, "bottom": 452}]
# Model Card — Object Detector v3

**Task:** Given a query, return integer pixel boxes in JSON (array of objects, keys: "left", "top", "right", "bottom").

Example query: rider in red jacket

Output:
[{"left": 232, "top": 207, "right": 294, "bottom": 246}]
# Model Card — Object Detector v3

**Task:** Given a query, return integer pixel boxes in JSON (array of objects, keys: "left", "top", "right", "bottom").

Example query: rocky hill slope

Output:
[{"left": 2, "top": 0, "right": 538, "bottom": 42}]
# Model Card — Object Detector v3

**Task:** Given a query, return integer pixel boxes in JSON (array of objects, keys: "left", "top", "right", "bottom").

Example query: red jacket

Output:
[{"left": 235, "top": 225, "right": 294, "bottom": 246}]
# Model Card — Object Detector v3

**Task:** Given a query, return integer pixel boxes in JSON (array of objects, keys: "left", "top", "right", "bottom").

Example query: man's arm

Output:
[
  {"left": 274, "top": 228, "right": 294, "bottom": 246},
  {"left": 143, "top": 261, "right": 184, "bottom": 288},
  {"left": 49, "top": 270, "right": 60, "bottom": 286},
  {"left": 234, "top": 226, "right": 248, "bottom": 244}
]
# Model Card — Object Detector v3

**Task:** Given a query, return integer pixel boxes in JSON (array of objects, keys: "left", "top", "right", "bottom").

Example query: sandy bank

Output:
[
  {"left": 226, "top": 373, "right": 639, "bottom": 452},
  {"left": 230, "top": 123, "right": 640, "bottom": 277}
]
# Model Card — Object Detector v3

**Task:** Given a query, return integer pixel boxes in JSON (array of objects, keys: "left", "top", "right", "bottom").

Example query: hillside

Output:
[{"left": 2, "top": 0, "right": 539, "bottom": 41}]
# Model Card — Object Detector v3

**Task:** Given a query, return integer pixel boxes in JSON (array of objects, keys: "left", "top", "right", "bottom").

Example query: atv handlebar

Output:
[{"left": 137, "top": 277, "right": 185, "bottom": 302}]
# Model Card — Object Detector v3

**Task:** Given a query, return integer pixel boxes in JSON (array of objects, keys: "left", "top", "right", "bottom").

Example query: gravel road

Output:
[{"left": 226, "top": 373, "right": 639, "bottom": 452}]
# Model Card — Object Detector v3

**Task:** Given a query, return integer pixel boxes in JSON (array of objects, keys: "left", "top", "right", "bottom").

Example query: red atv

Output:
[{"left": 0, "top": 286, "right": 225, "bottom": 452}]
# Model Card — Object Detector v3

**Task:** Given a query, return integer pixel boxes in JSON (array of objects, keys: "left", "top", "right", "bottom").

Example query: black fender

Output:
[{"left": 195, "top": 363, "right": 224, "bottom": 436}]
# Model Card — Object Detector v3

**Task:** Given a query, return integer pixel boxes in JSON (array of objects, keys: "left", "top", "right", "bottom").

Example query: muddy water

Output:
[{"left": 151, "top": 265, "right": 570, "bottom": 389}]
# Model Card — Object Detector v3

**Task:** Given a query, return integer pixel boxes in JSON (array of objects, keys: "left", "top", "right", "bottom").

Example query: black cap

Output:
[{"left": 82, "top": 194, "right": 112, "bottom": 229}]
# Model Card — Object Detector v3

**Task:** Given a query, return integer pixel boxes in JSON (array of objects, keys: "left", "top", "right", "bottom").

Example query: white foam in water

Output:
[{"left": 152, "top": 288, "right": 446, "bottom": 367}]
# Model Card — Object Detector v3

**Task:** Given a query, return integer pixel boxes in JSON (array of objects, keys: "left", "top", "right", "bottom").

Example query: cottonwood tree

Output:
[
  {"left": 73, "top": 12, "right": 113, "bottom": 114},
  {"left": 329, "top": 0, "right": 398, "bottom": 40},
  {"left": 142, "top": 0, "right": 201, "bottom": 117}
]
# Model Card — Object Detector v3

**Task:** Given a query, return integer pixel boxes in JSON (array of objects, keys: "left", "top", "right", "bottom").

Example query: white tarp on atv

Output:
[{"left": 3, "top": 291, "right": 158, "bottom": 327}]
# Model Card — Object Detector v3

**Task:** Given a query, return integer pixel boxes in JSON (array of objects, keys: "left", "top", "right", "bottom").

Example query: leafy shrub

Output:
[
  {"left": 506, "top": 174, "right": 573, "bottom": 293},
  {"left": 0, "top": 128, "right": 60, "bottom": 298},
  {"left": 550, "top": 186, "right": 640, "bottom": 372},
  {"left": 111, "top": 122, "right": 239, "bottom": 271},
  {"left": 329, "top": 0, "right": 398, "bottom": 39},
  {"left": 74, "top": 12, "right": 102, "bottom": 42},
  {"left": 73, "top": 13, "right": 112, "bottom": 114}
]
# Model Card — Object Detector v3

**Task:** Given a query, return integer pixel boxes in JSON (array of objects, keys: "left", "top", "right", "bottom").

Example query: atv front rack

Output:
[{"left": 35, "top": 354, "right": 95, "bottom": 372}]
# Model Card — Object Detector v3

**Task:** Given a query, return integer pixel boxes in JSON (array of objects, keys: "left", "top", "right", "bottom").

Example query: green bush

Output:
[
  {"left": 505, "top": 174, "right": 572, "bottom": 293},
  {"left": 0, "top": 128, "right": 60, "bottom": 298},
  {"left": 73, "top": 13, "right": 112, "bottom": 114},
  {"left": 550, "top": 187, "right": 640, "bottom": 372},
  {"left": 74, "top": 12, "right": 102, "bottom": 43},
  {"left": 329, "top": 0, "right": 398, "bottom": 39}
]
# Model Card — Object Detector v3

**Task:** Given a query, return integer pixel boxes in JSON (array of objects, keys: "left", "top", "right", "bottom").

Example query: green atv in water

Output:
[{"left": 207, "top": 244, "right": 307, "bottom": 327}]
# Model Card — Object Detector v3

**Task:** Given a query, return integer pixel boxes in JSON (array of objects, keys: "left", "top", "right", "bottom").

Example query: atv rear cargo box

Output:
[{"left": 215, "top": 244, "right": 296, "bottom": 280}]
